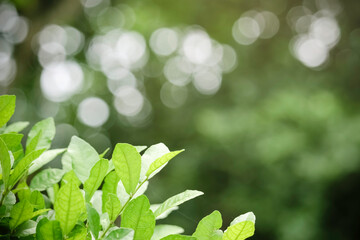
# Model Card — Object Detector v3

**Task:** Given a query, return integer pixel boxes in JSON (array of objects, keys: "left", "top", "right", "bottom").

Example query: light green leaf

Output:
[
  {"left": 38, "top": 220, "right": 63, "bottom": 240},
  {"left": 67, "top": 224, "right": 87, "bottom": 240},
  {"left": 105, "top": 193, "right": 121, "bottom": 221},
  {"left": 8, "top": 149, "right": 46, "bottom": 189},
  {"left": 161, "top": 235, "right": 196, "bottom": 240},
  {"left": 3, "top": 121, "right": 29, "bottom": 133},
  {"left": 86, "top": 203, "right": 100, "bottom": 239},
  {"left": 61, "top": 136, "right": 99, "bottom": 183},
  {"left": 26, "top": 118, "right": 55, "bottom": 154},
  {"left": 150, "top": 204, "right": 179, "bottom": 220},
  {"left": 47, "top": 183, "right": 59, "bottom": 204},
  {"left": 154, "top": 190, "right": 204, "bottom": 218},
  {"left": 192, "top": 210, "right": 222, "bottom": 240},
  {"left": 30, "top": 168, "right": 65, "bottom": 191},
  {"left": 90, "top": 190, "right": 102, "bottom": 215},
  {"left": 140, "top": 143, "right": 169, "bottom": 181},
  {"left": 112, "top": 143, "right": 141, "bottom": 195},
  {"left": 30, "top": 190, "right": 45, "bottom": 209},
  {"left": 105, "top": 228, "right": 134, "bottom": 240},
  {"left": 54, "top": 178, "right": 85, "bottom": 235},
  {"left": 9, "top": 200, "right": 33, "bottom": 230},
  {"left": 102, "top": 171, "right": 120, "bottom": 213},
  {"left": 31, "top": 208, "right": 50, "bottom": 218},
  {"left": 99, "top": 148, "right": 110, "bottom": 158},
  {"left": 61, "top": 170, "right": 81, "bottom": 187},
  {"left": 100, "top": 213, "right": 110, "bottom": 232},
  {"left": 84, "top": 158, "right": 109, "bottom": 202},
  {"left": 0, "top": 95, "right": 16, "bottom": 128},
  {"left": 223, "top": 212, "right": 256, "bottom": 240},
  {"left": 151, "top": 225, "right": 184, "bottom": 240},
  {"left": 28, "top": 148, "right": 66, "bottom": 174},
  {"left": 121, "top": 195, "right": 155, "bottom": 240},
  {"left": 117, "top": 180, "right": 148, "bottom": 207},
  {"left": 0, "top": 137, "right": 11, "bottom": 189},
  {"left": 146, "top": 150, "right": 184, "bottom": 179}
]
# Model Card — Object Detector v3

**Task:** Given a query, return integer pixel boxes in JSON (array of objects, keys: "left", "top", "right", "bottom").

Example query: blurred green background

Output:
[{"left": 1, "top": 0, "right": 360, "bottom": 239}]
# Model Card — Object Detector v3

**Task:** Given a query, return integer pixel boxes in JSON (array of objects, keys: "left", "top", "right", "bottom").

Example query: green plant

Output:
[{"left": 0, "top": 95, "right": 256, "bottom": 240}]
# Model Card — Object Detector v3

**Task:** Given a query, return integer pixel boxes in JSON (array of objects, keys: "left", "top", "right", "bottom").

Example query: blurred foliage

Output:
[{"left": 1, "top": 0, "right": 360, "bottom": 239}]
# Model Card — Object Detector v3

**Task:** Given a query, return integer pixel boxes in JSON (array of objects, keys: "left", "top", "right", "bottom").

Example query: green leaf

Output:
[
  {"left": 223, "top": 212, "right": 256, "bottom": 240},
  {"left": 67, "top": 224, "right": 87, "bottom": 240},
  {"left": 0, "top": 137, "right": 11, "bottom": 189},
  {"left": 86, "top": 203, "right": 100, "bottom": 239},
  {"left": 105, "top": 193, "right": 121, "bottom": 221},
  {"left": 61, "top": 170, "right": 81, "bottom": 187},
  {"left": 84, "top": 158, "right": 109, "bottom": 202},
  {"left": 25, "top": 118, "right": 55, "bottom": 154},
  {"left": 61, "top": 136, "right": 99, "bottom": 183},
  {"left": 8, "top": 149, "right": 46, "bottom": 189},
  {"left": 38, "top": 220, "right": 63, "bottom": 240},
  {"left": 150, "top": 204, "right": 179, "bottom": 220},
  {"left": 30, "top": 168, "right": 65, "bottom": 191},
  {"left": 3, "top": 121, "right": 29, "bottom": 133},
  {"left": 13, "top": 220, "right": 37, "bottom": 237},
  {"left": 54, "top": 178, "right": 85, "bottom": 235},
  {"left": 154, "top": 190, "right": 204, "bottom": 218},
  {"left": 99, "top": 148, "right": 110, "bottom": 158},
  {"left": 192, "top": 210, "right": 222, "bottom": 240},
  {"left": 9, "top": 200, "right": 33, "bottom": 230},
  {"left": 0, "top": 133, "right": 24, "bottom": 164},
  {"left": 105, "top": 228, "right": 134, "bottom": 240},
  {"left": 161, "top": 235, "right": 196, "bottom": 240},
  {"left": 112, "top": 143, "right": 141, "bottom": 195},
  {"left": 135, "top": 146, "right": 147, "bottom": 153},
  {"left": 47, "top": 183, "right": 59, "bottom": 204},
  {"left": 146, "top": 150, "right": 184, "bottom": 179},
  {"left": 0, "top": 95, "right": 16, "bottom": 128},
  {"left": 30, "top": 190, "right": 45, "bottom": 209},
  {"left": 28, "top": 149, "right": 66, "bottom": 174},
  {"left": 140, "top": 143, "right": 169, "bottom": 181},
  {"left": 121, "top": 195, "right": 155, "bottom": 240},
  {"left": 102, "top": 171, "right": 120, "bottom": 213},
  {"left": 16, "top": 182, "right": 31, "bottom": 201},
  {"left": 151, "top": 225, "right": 184, "bottom": 240}
]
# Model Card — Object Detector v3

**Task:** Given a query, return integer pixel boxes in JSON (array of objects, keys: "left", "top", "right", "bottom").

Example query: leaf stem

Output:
[{"left": 99, "top": 177, "right": 148, "bottom": 239}]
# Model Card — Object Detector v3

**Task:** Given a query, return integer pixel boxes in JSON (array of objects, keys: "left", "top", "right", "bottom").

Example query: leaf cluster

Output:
[{"left": 0, "top": 95, "right": 255, "bottom": 240}]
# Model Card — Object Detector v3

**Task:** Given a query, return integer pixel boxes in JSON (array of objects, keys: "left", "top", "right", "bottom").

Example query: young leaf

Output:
[
  {"left": 86, "top": 203, "right": 100, "bottom": 239},
  {"left": 99, "top": 148, "right": 110, "bottom": 158},
  {"left": 28, "top": 148, "right": 66, "bottom": 174},
  {"left": 54, "top": 178, "right": 85, "bottom": 235},
  {"left": 154, "top": 190, "right": 204, "bottom": 218},
  {"left": 3, "top": 121, "right": 29, "bottom": 133},
  {"left": 105, "top": 228, "right": 134, "bottom": 240},
  {"left": 61, "top": 170, "right": 81, "bottom": 187},
  {"left": 16, "top": 182, "right": 31, "bottom": 201},
  {"left": 105, "top": 193, "right": 121, "bottom": 221},
  {"left": 161, "top": 235, "right": 196, "bottom": 240},
  {"left": 84, "top": 158, "right": 109, "bottom": 202},
  {"left": 151, "top": 225, "right": 184, "bottom": 240},
  {"left": 102, "top": 171, "right": 120, "bottom": 213},
  {"left": 0, "top": 95, "right": 16, "bottom": 128},
  {"left": 9, "top": 200, "right": 34, "bottom": 230},
  {"left": 8, "top": 149, "right": 46, "bottom": 189},
  {"left": 25, "top": 118, "right": 55, "bottom": 154},
  {"left": 30, "top": 190, "right": 45, "bottom": 209},
  {"left": 112, "top": 143, "right": 141, "bottom": 195},
  {"left": 61, "top": 136, "right": 99, "bottom": 183},
  {"left": 135, "top": 146, "right": 147, "bottom": 153},
  {"left": 0, "top": 137, "right": 11, "bottom": 189},
  {"left": 146, "top": 150, "right": 184, "bottom": 179},
  {"left": 121, "top": 195, "right": 155, "bottom": 240},
  {"left": 223, "top": 212, "right": 256, "bottom": 240},
  {"left": 30, "top": 168, "right": 65, "bottom": 191},
  {"left": 140, "top": 143, "right": 169, "bottom": 181},
  {"left": 38, "top": 220, "right": 63, "bottom": 240},
  {"left": 192, "top": 210, "right": 222, "bottom": 240}
]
